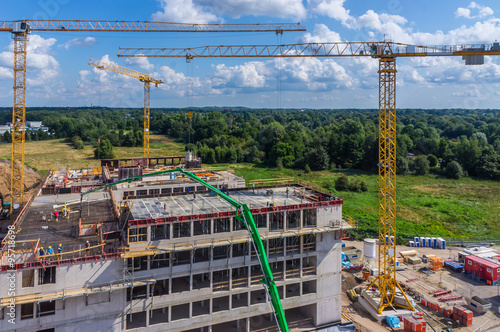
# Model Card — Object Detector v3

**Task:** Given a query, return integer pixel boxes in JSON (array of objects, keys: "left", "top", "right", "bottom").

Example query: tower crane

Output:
[
  {"left": 0, "top": 20, "right": 305, "bottom": 214},
  {"left": 118, "top": 41, "right": 500, "bottom": 314},
  {"left": 88, "top": 58, "right": 163, "bottom": 160}
]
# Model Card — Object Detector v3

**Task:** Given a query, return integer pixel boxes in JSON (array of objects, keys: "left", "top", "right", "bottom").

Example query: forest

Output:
[{"left": 0, "top": 107, "right": 499, "bottom": 181}]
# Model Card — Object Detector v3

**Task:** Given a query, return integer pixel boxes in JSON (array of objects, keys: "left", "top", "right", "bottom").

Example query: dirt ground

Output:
[
  {"left": 0, "top": 159, "right": 42, "bottom": 200},
  {"left": 341, "top": 239, "right": 500, "bottom": 332}
]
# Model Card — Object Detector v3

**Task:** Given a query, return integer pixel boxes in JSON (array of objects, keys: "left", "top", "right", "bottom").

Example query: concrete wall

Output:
[{"left": 315, "top": 232, "right": 342, "bottom": 326}]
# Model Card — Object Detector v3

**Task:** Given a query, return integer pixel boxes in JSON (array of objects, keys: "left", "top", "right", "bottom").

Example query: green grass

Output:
[
  {"left": 0, "top": 135, "right": 185, "bottom": 172},
  {"left": 224, "top": 163, "right": 500, "bottom": 239}
]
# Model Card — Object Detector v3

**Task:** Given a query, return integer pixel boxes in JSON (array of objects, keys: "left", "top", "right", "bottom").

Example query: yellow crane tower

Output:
[
  {"left": 0, "top": 20, "right": 305, "bottom": 214},
  {"left": 88, "top": 58, "right": 163, "bottom": 160},
  {"left": 118, "top": 41, "right": 500, "bottom": 314}
]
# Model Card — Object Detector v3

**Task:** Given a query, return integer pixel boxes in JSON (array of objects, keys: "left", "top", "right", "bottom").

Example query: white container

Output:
[
  {"left": 416, "top": 242, "right": 420, "bottom": 247},
  {"left": 426, "top": 237, "right": 432, "bottom": 247},
  {"left": 364, "top": 239, "right": 377, "bottom": 259},
  {"left": 409, "top": 241, "right": 414, "bottom": 247},
  {"left": 431, "top": 237, "right": 436, "bottom": 248},
  {"left": 421, "top": 237, "right": 426, "bottom": 247}
]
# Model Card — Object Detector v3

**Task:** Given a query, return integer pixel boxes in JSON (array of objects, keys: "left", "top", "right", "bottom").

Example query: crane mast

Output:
[
  {"left": 118, "top": 40, "right": 500, "bottom": 314},
  {"left": 88, "top": 58, "right": 164, "bottom": 160},
  {"left": 1, "top": 20, "right": 305, "bottom": 215}
]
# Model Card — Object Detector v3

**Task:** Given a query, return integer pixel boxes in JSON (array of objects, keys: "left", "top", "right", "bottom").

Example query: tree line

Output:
[{"left": 0, "top": 107, "right": 498, "bottom": 180}]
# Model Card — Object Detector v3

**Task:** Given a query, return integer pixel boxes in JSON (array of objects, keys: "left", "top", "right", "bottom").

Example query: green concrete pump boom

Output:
[{"left": 82, "top": 168, "right": 289, "bottom": 332}]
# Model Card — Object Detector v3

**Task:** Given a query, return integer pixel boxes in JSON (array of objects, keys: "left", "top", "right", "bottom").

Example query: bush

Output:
[
  {"left": 71, "top": 136, "right": 84, "bottom": 150},
  {"left": 304, "top": 164, "right": 311, "bottom": 173},
  {"left": 414, "top": 155, "right": 430, "bottom": 175},
  {"left": 427, "top": 154, "right": 438, "bottom": 167},
  {"left": 445, "top": 161, "right": 463, "bottom": 179},
  {"left": 335, "top": 174, "right": 350, "bottom": 191}
]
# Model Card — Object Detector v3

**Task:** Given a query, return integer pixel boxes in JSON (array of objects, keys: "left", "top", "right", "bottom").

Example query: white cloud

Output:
[
  {"left": 209, "top": 57, "right": 354, "bottom": 93},
  {"left": 152, "top": 0, "right": 218, "bottom": 24},
  {"left": 153, "top": 0, "right": 305, "bottom": 22},
  {"left": 0, "top": 66, "right": 12, "bottom": 79},
  {"left": 0, "top": 35, "right": 59, "bottom": 88},
  {"left": 212, "top": 62, "right": 267, "bottom": 88},
  {"left": 124, "top": 57, "right": 155, "bottom": 72},
  {"left": 60, "top": 36, "right": 98, "bottom": 49},
  {"left": 311, "top": 0, "right": 353, "bottom": 26},
  {"left": 197, "top": 0, "right": 306, "bottom": 20},
  {"left": 299, "top": 24, "right": 342, "bottom": 43},
  {"left": 158, "top": 65, "right": 204, "bottom": 97},
  {"left": 456, "top": 2, "right": 494, "bottom": 19}
]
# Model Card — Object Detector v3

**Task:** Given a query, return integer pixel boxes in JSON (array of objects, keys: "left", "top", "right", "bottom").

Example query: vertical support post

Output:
[
  {"left": 143, "top": 81, "right": 151, "bottom": 161},
  {"left": 11, "top": 31, "right": 28, "bottom": 214},
  {"left": 365, "top": 57, "right": 413, "bottom": 313}
]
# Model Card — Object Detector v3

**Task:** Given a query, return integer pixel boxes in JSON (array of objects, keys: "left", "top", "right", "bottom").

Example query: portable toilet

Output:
[
  {"left": 414, "top": 236, "right": 419, "bottom": 243},
  {"left": 416, "top": 241, "right": 420, "bottom": 247},
  {"left": 431, "top": 237, "right": 437, "bottom": 248},
  {"left": 427, "top": 237, "right": 432, "bottom": 247},
  {"left": 409, "top": 241, "right": 414, "bottom": 247},
  {"left": 441, "top": 238, "right": 446, "bottom": 249},
  {"left": 421, "top": 237, "right": 426, "bottom": 247}
]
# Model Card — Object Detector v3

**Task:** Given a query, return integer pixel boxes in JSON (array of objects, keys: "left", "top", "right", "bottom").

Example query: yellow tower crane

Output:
[
  {"left": 0, "top": 20, "right": 305, "bottom": 214},
  {"left": 118, "top": 41, "right": 500, "bottom": 314},
  {"left": 88, "top": 58, "right": 163, "bottom": 160}
]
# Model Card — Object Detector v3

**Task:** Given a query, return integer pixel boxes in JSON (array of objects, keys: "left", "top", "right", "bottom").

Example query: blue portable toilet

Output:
[
  {"left": 416, "top": 241, "right": 420, "bottom": 247},
  {"left": 409, "top": 241, "right": 414, "bottom": 247}
]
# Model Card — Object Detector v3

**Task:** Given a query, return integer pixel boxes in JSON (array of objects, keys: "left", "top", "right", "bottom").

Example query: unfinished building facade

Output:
[{"left": 0, "top": 167, "right": 353, "bottom": 332}]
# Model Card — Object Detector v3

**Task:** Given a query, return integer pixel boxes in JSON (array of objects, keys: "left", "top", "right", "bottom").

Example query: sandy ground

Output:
[{"left": 341, "top": 239, "right": 500, "bottom": 332}]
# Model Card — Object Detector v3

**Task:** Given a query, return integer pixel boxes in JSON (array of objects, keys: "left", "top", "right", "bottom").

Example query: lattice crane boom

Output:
[
  {"left": 118, "top": 40, "right": 500, "bottom": 314},
  {"left": 3, "top": 19, "right": 304, "bottom": 215},
  {"left": 0, "top": 20, "right": 305, "bottom": 33},
  {"left": 118, "top": 41, "right": 500, "bottom": 58},
  {"left": 88, "top": 58, "right": 163, "bottom": 160}
]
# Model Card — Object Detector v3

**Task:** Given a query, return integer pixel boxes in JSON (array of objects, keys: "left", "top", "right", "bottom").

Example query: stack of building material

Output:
[
  {"left": 444, "top": 260, "right": 463, "bottom": 272},
  {"left": 402, "top": 315, "right": 427, "bottom": 332},
  {"left": 407, "top": 256, "right": 422, "bottom": 265},
  {"left": 452, "top": 305, "right": 473, "bottom": 327},
  {"left": 429, "top": 256, "right": 443, "bottom": 271}
]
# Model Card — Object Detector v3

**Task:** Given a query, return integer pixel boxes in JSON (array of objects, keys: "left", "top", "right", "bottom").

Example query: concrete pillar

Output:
[{"left": 246, "top": 317, "right": 250, "bottom": 332}]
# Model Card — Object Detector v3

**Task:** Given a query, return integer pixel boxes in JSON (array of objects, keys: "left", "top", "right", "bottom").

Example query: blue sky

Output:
[{"left": 1, "top": 0, "right": 500, "bottom": 109}]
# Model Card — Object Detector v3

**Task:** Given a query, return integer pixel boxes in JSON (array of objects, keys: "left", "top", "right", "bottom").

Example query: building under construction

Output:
[{"left": 0, "top": 156, "right": 354, "bottom": 332}]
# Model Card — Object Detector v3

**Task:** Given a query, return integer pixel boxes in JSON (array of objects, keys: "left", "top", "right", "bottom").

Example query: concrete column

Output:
[{"left": 246, "top": 317, "right": 250, "bottom": 332}]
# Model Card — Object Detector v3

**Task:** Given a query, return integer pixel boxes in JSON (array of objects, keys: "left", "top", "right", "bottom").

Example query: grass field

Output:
[
  {"left": 225, "top": 163, "right": 500, "bottom": 239},
  {"left": 0, "top": 135, "right": 185, "bottom": 172},
  {"left": 1, "top": 137, "right": 497, "bottom": 240}
]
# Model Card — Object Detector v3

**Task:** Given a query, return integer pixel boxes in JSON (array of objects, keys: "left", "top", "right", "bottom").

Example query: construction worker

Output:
[
  {"left": 54, "top": 210, "right": 59, "bottom": 222},
  {"left": 39, "top": 247, "right": 45, "bottom": 257},
  {"left": 62, "top": 205, "right": 67, "bottom": 218},
  {"left": 47, "top": 246, "right": 54, "bottom": 260},
  {"left": 57, "top": 244, "right": 63, "bottom": 260},
  {"left": 252, "top": 183, "right": 255, "bottom": 193},
  {"left": 286, "top": 186, "right": 289, "bottom": 198},
  {"left": 84, "top": 241, "right": 90, "bottom": 255}
]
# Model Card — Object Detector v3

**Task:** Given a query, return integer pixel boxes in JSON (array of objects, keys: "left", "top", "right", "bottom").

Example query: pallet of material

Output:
[
  {"left": 406, "top": 256, "right": 422, "bottom": 264},
  {"left": 439, "top": 295, "right": 462, "bottom": 302}
]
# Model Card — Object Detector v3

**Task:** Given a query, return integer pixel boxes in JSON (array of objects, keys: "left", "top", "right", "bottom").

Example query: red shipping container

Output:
[
  {"left": 420, "top": 298, "right": 427, "bottom": 306},
  {"left": 466, "top": 318, "right": 473, "bottom": 327}
]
